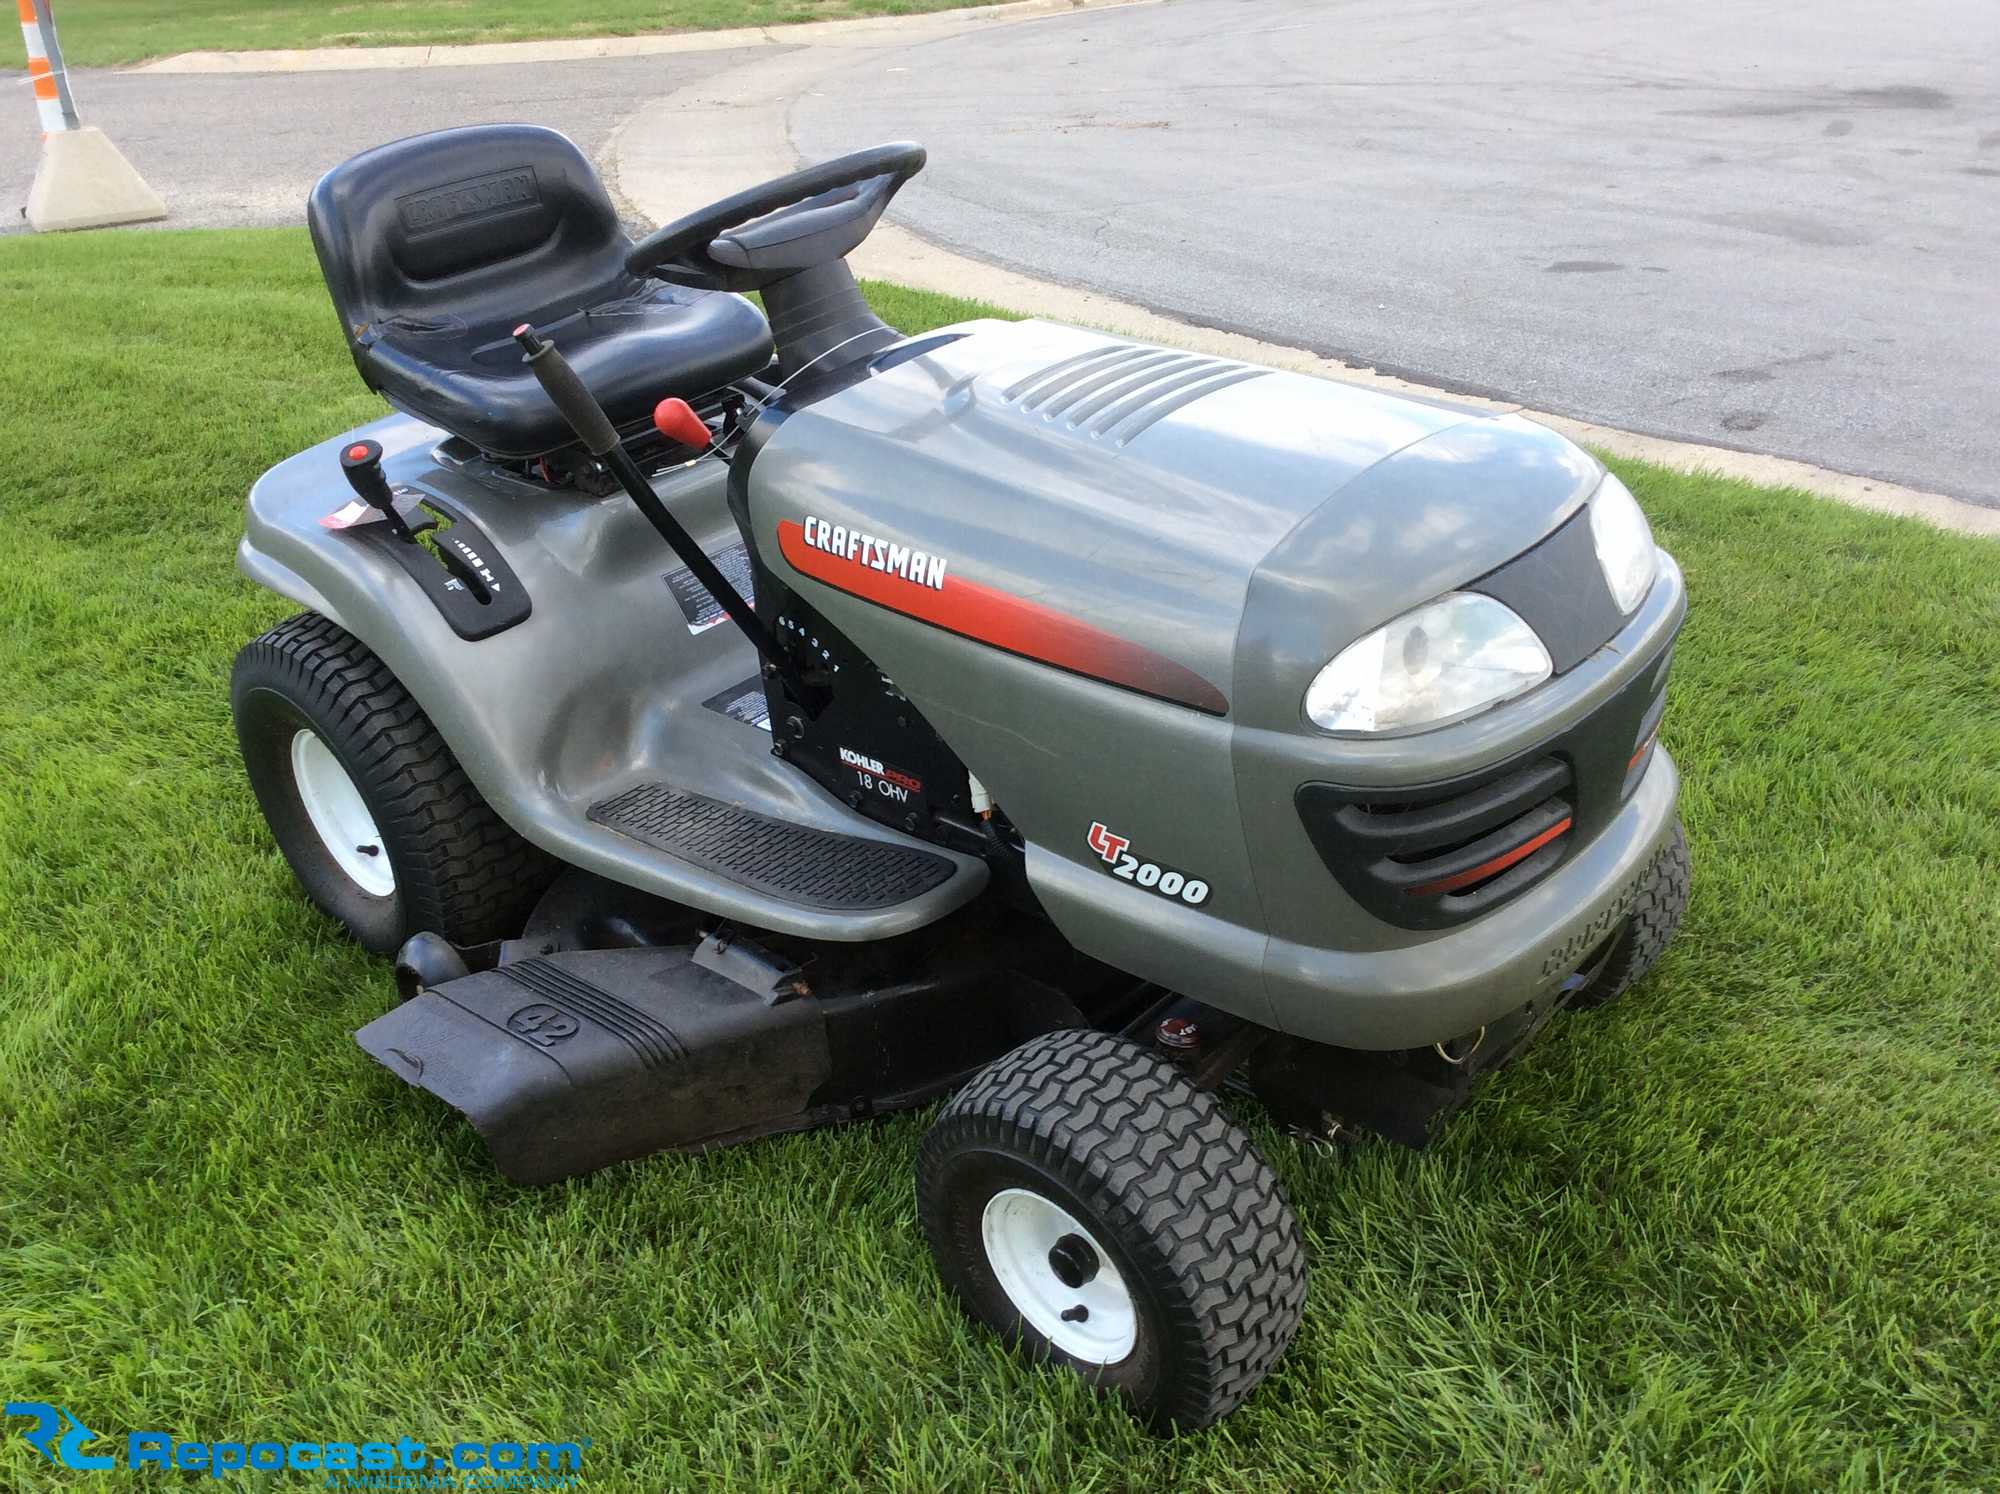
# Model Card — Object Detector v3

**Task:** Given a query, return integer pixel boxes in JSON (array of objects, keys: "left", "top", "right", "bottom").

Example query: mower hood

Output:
[
  {"left": 747, "top": 317, "right": 1604, "bottom": 721},
  {"left": 741, "top": 316, "right": 1664, "bottom": 1033}
]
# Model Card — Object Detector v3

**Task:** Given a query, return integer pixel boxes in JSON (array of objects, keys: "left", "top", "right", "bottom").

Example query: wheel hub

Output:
[
  {"left": 1047, "top": 1233, "right": 1099, "bottom": 1290},
  {"left": 980, "top": 1187, "right": 1136, "bottom": 1364},
  {"left": 290, "top": 729, "right": 395, "bottom": 898}
]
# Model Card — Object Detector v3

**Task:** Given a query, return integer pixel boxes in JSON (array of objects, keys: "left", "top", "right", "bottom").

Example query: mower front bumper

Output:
[{"left": 1261, "top": 744, "right": 1680, "bottom": 1049}]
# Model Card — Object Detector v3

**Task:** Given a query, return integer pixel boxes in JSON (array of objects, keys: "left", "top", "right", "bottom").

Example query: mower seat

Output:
[{"left": 308, "top": 125, "right": 774, "bottom": 459}]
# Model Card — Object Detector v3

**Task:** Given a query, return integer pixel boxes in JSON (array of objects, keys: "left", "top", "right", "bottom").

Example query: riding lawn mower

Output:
[{"left": 230, "top": 127, "right": 1689, "bottom": 1429}]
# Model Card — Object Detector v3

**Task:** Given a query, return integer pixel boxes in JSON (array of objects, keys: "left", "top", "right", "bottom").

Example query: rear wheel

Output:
[
  {"left": 1569, "top": 820, "right": 1690, "bottom": 1009},
  {"left": 231, "top": 612, "right": 554, "bottom": 953},
  {"left": 917, "top": 1029, "right": 1306, "bottom": 1430}
]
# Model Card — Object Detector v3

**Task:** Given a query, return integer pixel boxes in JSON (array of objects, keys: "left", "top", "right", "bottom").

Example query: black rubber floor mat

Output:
[{"left": 588, "top": 782, "right": 957, "bottom": 911}]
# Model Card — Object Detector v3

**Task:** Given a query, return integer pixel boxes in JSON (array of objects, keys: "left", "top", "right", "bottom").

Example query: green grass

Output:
[
  {"left": 1, "top": 225, "right": 1996, "bottom": 1491},
  {"left": 38, "top": 0, "right": 1011, "bottom": 67}
]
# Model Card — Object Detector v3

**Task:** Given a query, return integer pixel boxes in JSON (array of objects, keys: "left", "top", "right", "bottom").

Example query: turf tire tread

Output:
[
  {"left": 1570, "top": 819, "right": 1690, "bottom": 1008},
  {"left": 238, "top": 612, "right": 554, "bottom": 945},
  {"left": 920, "top": 1029, "right": 1306, "bottom": 1428}
]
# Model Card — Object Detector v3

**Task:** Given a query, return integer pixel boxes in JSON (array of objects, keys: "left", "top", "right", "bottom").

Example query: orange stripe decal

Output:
[
  {"left": 1406, "top": 816, "right": 1572, "bottom": 897},
  {"left": 27, "top": 55, "right": 50, "bottom": 75},
  {"left": 32, "top": 74, "right": 58, "bottom": 100},
  {"left": 17, "top": 0, "right": 38, "bottom": 26}
]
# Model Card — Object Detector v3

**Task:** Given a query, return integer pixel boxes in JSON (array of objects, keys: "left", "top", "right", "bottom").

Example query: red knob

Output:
[{"left": 652, "top": 397, "right": 711, "bottom": 451}]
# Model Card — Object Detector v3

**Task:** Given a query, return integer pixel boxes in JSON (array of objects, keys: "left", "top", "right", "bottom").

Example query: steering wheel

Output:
[{"left": 626, "top": 142, "right": 927, "bottom": 292}]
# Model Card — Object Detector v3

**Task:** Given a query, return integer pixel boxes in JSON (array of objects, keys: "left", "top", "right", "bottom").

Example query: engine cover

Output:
[{"left": 744, "top": 317, "right": 1659, "bottom": 1041}]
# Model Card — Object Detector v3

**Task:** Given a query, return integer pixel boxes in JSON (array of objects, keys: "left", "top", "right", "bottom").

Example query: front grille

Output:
[
  {"left": 1298, "top": 643, "right": 1674, "bottom": 930},
  {"left": 1299, "top": 757, "right": 1576, "bottom": 929}
]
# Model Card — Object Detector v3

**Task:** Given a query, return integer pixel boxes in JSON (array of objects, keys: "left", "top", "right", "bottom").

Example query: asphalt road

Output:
[
  {"left": 793, "top": 0, "right": 2000, "bottom": 504},
  {"left": 1, "top": 49, "right": 766, "bottom": 234},
  {"left": 5, "top": 0, "right": 1994, "bottom": 502}
]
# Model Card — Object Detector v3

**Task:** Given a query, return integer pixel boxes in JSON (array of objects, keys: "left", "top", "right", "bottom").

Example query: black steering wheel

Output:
[{"left": 626, "top": 142, "right": 926, "bottom": 292}]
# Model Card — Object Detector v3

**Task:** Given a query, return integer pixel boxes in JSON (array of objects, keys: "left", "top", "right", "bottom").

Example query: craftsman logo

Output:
[
  {"left": 507, "top": 1004, "right": 579, "bottom": 1048},
  {"left": 777, "top": 519, "right": 1228, "bottom": 715},
  {"left": 840, "top": 745, "right": 924, "bottom": 803},
  {"left": 1086, "top": 822, "right": 1209, "bottom": 907},
  {"left": 396, "top": 167, "right": 540, "bottom": 235},
  {"left": 800, "top": 515, "right": 947, "bottom": 591},
  {"left": 1539, "top": 868, "right": 1645, "bottom": 978}
]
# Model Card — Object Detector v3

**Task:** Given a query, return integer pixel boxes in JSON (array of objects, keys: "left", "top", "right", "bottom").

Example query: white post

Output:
[{"left": 21, "top": 0, "right": 166, "bottom": 231}]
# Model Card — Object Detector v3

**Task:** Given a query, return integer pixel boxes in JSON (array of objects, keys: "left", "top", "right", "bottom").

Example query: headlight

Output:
[
  {"left": 1588, "top": 472, "right": 1656, "bottom": 613},
  {"left": 1305, "top": 593, "right": 1553, "bottom": 735}
]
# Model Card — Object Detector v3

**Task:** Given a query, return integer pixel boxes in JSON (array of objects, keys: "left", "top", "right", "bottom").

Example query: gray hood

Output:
[{"left": 751, "top": 318, "right": 1600, "bottom": 719}]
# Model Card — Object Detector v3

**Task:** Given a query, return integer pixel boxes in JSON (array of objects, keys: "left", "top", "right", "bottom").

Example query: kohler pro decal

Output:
[
  {"left": 800, "top": 515, "right": 948, "bottom": 590},
  {"left": 839, "top": 745, "right": 924, "bottom": 804}
]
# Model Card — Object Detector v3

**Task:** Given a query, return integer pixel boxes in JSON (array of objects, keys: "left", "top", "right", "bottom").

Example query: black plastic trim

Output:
[
  {"left": 1327, "top": 756, "right": 1568, "bottom": 857},
  {"left": 346, "top": 495, "right": 532, "bottom": 641},
  {"left": 1467, "top": 505, "right": 1624, "bottom": 674}
]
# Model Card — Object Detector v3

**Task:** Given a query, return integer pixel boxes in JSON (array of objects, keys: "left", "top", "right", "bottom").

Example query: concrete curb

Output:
[{"left": 127, "top": 0, "right": 1145, "bottom": 74}]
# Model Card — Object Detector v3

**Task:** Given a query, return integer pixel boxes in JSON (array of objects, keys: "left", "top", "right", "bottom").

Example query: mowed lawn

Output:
[
  {"left": 37, "top": 0, "right": 1012, "bottom": 67},
  {"left": 1, "top": 226, "right": 1996, "bottom": 1491}
]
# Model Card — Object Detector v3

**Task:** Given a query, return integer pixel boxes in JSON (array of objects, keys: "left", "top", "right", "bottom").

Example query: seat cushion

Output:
[
  {"left": 359, "top": 280, "right": 772, "bottom": 458},
  {"left": 309, "top": 124, "right": 773, "bottom": 457}
]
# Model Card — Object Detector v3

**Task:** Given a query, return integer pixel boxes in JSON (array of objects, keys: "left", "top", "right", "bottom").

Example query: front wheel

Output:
[
  {"left": 917, "top": 1029, "right": 1306, "bottom": 1430},
  {"left": 1568, "top": 820, "right": 1690, "bottom": 1009},
  {"left": 231, "top": 612, "right": 554, "bottom": 953}
]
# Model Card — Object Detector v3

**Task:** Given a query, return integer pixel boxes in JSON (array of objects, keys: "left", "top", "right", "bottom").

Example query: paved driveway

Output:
[
  {"left": 6, "top": 0, "right": 1995, "bottom": 502},
  {"left": 792, "top": 0, "right": 2000, "bottom": 503},
  {"left": 2, "top": 49, "right": 770, "bottom": 233}
]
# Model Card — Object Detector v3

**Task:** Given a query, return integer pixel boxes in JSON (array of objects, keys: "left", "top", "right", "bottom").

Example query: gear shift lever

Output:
[{"left": 339, "top": 439, "right": 418, "bottom": 543}]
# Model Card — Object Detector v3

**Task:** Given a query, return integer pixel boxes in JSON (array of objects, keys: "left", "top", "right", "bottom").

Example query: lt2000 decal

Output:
[{"left": 1087, "top": 822, "right": 1210, "bottom": 906}]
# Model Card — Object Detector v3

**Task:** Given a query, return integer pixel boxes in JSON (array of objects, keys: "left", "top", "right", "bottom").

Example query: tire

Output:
[
  {"left": 1568, "top": 820, "right": 1690, "bottom": 1009},
  {"left": 917, "top": 1029, "right": 1306, "bottom": 1430},
  {"left": 230, "top": 612, "right": 555, "bottom": 954}
]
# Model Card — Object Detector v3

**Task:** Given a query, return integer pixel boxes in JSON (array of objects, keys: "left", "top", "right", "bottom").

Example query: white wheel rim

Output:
[
  {"left": 290, "top": 729, "right": 395, "bottom": 898},
  {"left": 980, "top": 1187, "right": 1137, "bottom": 1364}
]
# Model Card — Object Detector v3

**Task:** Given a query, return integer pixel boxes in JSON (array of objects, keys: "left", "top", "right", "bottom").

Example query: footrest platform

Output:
[{"left": 587, "top": 782, "right": 957, "bottom": 911}]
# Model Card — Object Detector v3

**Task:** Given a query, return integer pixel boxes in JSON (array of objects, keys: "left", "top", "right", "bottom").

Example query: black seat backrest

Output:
[{"left": 308, "top": 125, "right": 632, "bottom": 377}]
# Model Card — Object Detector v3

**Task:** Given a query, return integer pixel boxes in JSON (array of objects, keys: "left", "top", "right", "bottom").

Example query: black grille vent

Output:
[
  {"left": 1298, "top": 640, "right": 1676, "bottom": 930},
  {"left": 1301, "top": 758, "right": 1575, "bottom": 929}
]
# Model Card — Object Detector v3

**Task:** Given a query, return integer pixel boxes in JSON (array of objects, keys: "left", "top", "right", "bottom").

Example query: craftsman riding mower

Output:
[{"left": 230, "top": 127, "right": 1689, "bottom": 1428}]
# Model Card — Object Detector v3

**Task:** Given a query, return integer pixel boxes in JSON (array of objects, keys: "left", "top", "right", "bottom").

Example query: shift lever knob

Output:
[{"left": 339, "top": 439, "right": 417, "bottom": 542}]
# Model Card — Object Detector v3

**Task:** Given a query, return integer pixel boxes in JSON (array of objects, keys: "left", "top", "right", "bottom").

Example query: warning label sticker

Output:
[
  {"left": 665, "top": 540, "right": 756, "bottom": 635},
  {"left": 701, "top": 675, "right": 771, "bottom": 732}
]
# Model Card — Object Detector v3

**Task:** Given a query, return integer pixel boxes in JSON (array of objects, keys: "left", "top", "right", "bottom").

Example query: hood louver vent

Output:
[{"left": 1002, "top": 340, "right": 1264, "bottom": 447}]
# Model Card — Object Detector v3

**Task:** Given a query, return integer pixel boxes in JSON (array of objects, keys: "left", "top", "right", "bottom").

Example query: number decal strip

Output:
[{"left": 1087, "top": 821, "right": 1210, "bottom": 907}]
